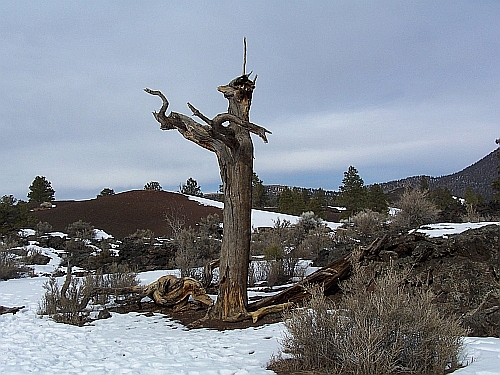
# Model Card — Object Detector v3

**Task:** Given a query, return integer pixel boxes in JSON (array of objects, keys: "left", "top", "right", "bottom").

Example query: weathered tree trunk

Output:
[
  {"left": 145, "top": 70, "right": 271, "bottom": 321},
  {"left": 210, "top": 76, "right": 254, "bottom": 321}
]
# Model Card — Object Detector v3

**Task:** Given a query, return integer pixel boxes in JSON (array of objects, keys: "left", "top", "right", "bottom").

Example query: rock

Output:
[
  {"left": 98, "top": 308, "right": 111, "bottom": 319},
  {"left": 356, "top": 224, "right": 500, "bottom": 337}
]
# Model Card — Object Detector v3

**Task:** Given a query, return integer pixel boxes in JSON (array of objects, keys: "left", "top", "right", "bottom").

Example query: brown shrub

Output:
[{"left": 270, "top": 262, "right": 468, "bottom": 374}]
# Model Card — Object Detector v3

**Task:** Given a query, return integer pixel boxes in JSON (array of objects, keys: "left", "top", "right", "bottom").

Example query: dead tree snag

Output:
[{"left": 145, "top": 50, "right": 271, "bottom": 321}]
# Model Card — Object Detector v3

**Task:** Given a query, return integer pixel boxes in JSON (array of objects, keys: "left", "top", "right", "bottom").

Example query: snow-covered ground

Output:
[
  {"left": 188, "top": 195, "right": 343, "bottom": 231},
  {"left": 1, "top": 220, "right": 499, "bottom": 374},
  {"left": 413, "top": 221, "right": 500, "bottom": 238},
  {"left": 1, "top": 267, "right": 499, "bottom": 374}
]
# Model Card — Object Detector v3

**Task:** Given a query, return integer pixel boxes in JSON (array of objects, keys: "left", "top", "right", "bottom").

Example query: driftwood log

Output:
[
  {"left": 92, "top": 275, "right": 214, "bottom": 312},
  {"left": 0, "top": 305, "right": 25, "bottom": 315}
]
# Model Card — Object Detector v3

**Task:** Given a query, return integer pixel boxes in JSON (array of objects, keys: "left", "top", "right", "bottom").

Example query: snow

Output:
[
  {"left": 94, "top": 229, "right": 113, "bottom": 240},
  {"left": 0, "top": 275, "right": 282, "bottom": 375},
  {"left": 188, "top": 195, "right": 342, "bottom": 230},
  {"left": 413, "top": 222, "right": 500, "bottom": 238},
  {"left": 2, "top": 216, "right": 500, "bottom": 374},
  {"left": 1, "top": 270, "right": 499, "bottom": 374}
]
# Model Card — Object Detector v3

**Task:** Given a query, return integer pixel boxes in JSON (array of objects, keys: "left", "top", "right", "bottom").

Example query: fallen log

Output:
[
  {"left": 0, "top": 305, "right": 24, "bottom": 315},
  {"left": 247, "top": 253, "right": 352, "bottom": 312},
  {"left": 91, "top": 275, "right": 213, "bottom": 312}
]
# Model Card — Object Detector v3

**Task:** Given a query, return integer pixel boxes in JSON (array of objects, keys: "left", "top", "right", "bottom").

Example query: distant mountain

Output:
[{"left": 377, "top": 148, "right": 499, "bottom": 200}]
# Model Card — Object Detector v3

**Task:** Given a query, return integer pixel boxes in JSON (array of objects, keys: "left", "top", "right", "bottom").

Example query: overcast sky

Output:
[{"left": 1, "top": 1, "right": 498, "bottom": 200}]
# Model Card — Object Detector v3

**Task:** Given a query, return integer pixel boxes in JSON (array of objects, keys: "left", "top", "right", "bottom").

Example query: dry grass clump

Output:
[
  {"left": 270, "top": 261, "right": 467, "bottom": 375},
  {"left": 0, "top": 241, "right": 32, "bottom": 280}
]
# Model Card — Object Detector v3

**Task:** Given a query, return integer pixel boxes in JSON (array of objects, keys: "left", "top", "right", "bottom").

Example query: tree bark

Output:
[{"left": 145, "top": 74, "right": 270, "bottom": 321}]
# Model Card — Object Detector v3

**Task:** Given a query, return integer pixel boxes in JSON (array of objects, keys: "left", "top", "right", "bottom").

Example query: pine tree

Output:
[
  {"left": 144, "top": 181, "right": 162, "bottom": 191},
  {"left": 180, "top": 178, "right": 203, "bottom": 197},
  {"left": 27, "top": 176, "right": 55, "bottom": 204},
  {"left": 366, "top": 184, "right": 389, "bottom": 214},
  {"left": 251, "top": 172, "right": 268, "bottom": 208},
  {"left": 464, "top": 186, "right": 479, "bottom": 206},
  {"left": 419, "top": 175, "right": 430, "bottom": 191},
  {"left": 337, "top": 166, "right": 367, "bottom": 217},
  {"left": 307, "top": 188, "right": 326, "bottom": 218},
  {"left": 0, "top": 195, "right": 36, "bottom": 235},
  {"left": 278, "top": 187, "right": 294, "bottom": 214}
]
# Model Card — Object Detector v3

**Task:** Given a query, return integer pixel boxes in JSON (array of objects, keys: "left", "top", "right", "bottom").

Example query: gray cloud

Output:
[{"left": 1, "top": 1, "right": 498, "bottom": 200}]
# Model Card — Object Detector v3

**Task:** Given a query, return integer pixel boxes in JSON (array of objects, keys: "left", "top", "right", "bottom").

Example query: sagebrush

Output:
[{"left": 270, "top": 261, "right": 467, "bottom": 375}]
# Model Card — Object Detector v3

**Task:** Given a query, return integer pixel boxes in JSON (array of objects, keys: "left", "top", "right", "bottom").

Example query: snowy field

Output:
[{"left": 1, "top": 220, "right": 499, "bottom": 374}]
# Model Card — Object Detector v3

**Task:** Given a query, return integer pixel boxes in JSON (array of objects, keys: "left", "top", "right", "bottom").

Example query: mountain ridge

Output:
[{"left": 376, "top": 148, "right": 499, "bottom": 200}]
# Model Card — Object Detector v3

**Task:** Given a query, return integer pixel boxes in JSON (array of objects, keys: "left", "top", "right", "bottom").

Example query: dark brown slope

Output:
[{"left": 31, "top": 190, "right": 222, "bottom": 239}]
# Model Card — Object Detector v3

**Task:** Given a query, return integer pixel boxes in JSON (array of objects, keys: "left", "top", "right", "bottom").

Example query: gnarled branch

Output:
[{"left": 144, "top": 88, "right": 271, "bottom": 151}]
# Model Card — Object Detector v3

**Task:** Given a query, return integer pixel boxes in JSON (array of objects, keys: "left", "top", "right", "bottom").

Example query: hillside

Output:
[
  {"left": 31, "top": 190, "right": 222, "bottom": 239},
  {"left": 376, "top": 148, "right": 499, "bottom": 199}
]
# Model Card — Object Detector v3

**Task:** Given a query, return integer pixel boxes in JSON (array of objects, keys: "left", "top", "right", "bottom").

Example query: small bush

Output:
[
  {"left": 391, "top": 188, "right": 439, "bottom": 230},
  {"left": 39, "top": 263, "right": 140, "bottom": 325},
  {"left": 349, "top": 209, "right": 387, "bottom": 241},
  {"left": 271, "top": 262, "right": 468, "bottom": 374},
  {"left": 0, "top": 242, "right": 31, "bottom": 280},
  {"left": 86, "top": 263, "right": 140, "bottom": 305},
  {"left": 65, "top": 220, "right": 94, "bottom": 240},
  {"left": 38, "top": 275, "right": 91, "bottom": 325},
  {"left": 35, "top": 221, "right": 53, "bottom": 237}
]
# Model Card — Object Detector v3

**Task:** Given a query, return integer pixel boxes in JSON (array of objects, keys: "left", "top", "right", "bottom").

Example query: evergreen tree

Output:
[
  {"left": 366, "top": 184, "right": 389, "bottom": 214},
  {"left": 27, "top": 176, "right": 55, "bottom": 204},
  {"left": 464, "top": 186, "right": 479, "bottom": 206},
  {"left": 98, "top": 188, "right": 115, "bottom": 197},
  {"left": 144, "top": 181, "right": 162, "bottom": 191},
  {"left": 0, "top": 195, "right": 36, "bottom": 235},
  {"left": 278, "top": 187, "right": 294, "bottom": 214},
  {"left": 429, "top": 187, "right": 455, "bottom": 210},
  {"left": 307, "top": 188, "right": 326, "bottom": 218},
  {"left": 251, "top": 172, "right": 268, "bottom": 208},
  {"left": 337, "top": 166, "right": 367, "bottom": 217},
  {"left": 180, "top": 178, "right": 203, "bottom": 197},
  {"left": 291, "top": 187, "right": 307, "bottom": 215},
  {"left": 419, "top": 175, "right": 430, "bottom": 191}
]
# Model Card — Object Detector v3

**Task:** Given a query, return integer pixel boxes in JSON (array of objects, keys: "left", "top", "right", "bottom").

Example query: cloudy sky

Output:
[{"left": 1, "top": 1, "right": 498, "bottom": 200}]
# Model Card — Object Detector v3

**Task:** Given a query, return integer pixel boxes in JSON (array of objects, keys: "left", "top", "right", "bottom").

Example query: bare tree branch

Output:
[{"left": 146, "top": 88, "right": 271, "bottom": 149}]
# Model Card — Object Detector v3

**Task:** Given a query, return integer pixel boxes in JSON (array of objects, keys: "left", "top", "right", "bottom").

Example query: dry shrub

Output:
[
  {"left": 39, "top": 263, "right": 140, "bottom": 325},
  {"left": 391, "top": 188, "right": 440, "bottom": 230},
  {"left": 0, "top": 241, "right": 31, "bottom": 280},
  {"left": 271, "top": 263, "right": 467, "bottom": 374},
  {"left": 349, "top": 209, "right": 387, "bottom": 240},
  {"left": 86, "top": 263, "right": 140, "bottom": 305},
  {"left": 38, "top": 275, "right": 91, "bottom": 325}
]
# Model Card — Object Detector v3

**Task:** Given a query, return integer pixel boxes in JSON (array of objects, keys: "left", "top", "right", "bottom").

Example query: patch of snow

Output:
[
  {"left": 188, "top": 195, "right": 224, "bottom": 209},
  {"left": 49, "top": 231, "right": 67, "bottom": 238},
  {"left": 93, "top": 229, "right": 113, "bottom": 240},
  {"left": 413, "top": 222, "right": 500, "bottom": 238},
  {"left": 188, "top": 194, "right": 343, "bottom": 230},
  {"left": 17, "top": 229, "right": 35, "bottom": 238}
]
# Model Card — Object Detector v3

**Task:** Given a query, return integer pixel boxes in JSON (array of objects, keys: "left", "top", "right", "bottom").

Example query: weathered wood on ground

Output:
[
  {"left": 92, "top": 275, "right": 213, "bottom": 312},
  {"left": 0, "top": 305, "right": 24, "bottom": 315},
  {"left": 247, "top": 254, "right": 353, "bottom": 312}
]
